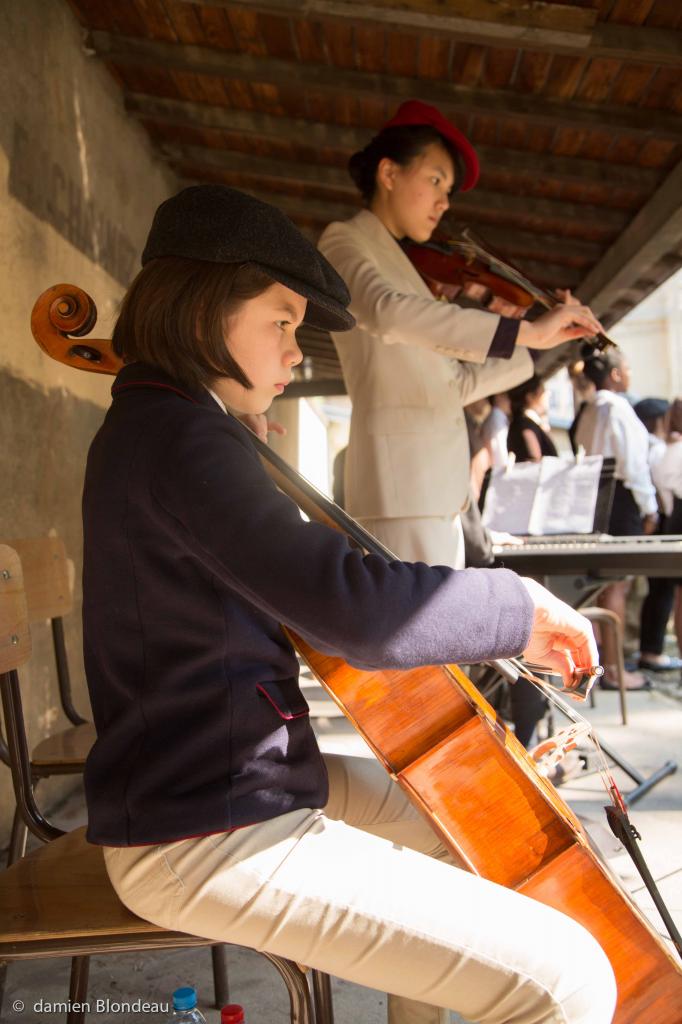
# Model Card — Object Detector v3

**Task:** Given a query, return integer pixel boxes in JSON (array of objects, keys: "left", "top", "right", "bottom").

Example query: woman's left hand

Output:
[
  {"left": 238, "top": 414, "right": 287, "bottom": 443},
  {"left": 517, "top": 301, "right": 605, "bottom": 351}
]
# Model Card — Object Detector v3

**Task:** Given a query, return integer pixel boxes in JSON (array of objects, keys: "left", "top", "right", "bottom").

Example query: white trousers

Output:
[
  {"left": 104, "top": 754, "right": 616, "bottom": 1024},
  {"left": 356, "top": 515, "right": 466, "bottom": 569}
]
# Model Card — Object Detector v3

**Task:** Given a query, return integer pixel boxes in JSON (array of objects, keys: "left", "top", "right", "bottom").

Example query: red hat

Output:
[{"left": 382, "top": 100, "right": 479, "bottom": 192}]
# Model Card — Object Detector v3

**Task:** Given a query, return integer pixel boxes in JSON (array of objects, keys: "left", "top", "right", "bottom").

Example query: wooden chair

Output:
[
  {"left": 0, "top": 544, "right": 333, "bottom": 1024},
  {"left": 0, "top": 536, "right": 93, "bottom": 865}
]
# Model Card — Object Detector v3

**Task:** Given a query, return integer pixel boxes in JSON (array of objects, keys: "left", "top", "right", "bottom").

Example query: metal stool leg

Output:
[
  {"left": 7, "top": 806, "right": 28, "bottom": 865},
  {"left": 261, "top": 954, "right": 314, "bottom": 1024},
  {"left": 311, "top": 970, "right": 334, "bottom": 1024},
  {"left": 66, "top": 956, "right": 89, "bottom": 1024},
  {"left": 211, "top": 944, "right": 230, "bottom": 1008}
]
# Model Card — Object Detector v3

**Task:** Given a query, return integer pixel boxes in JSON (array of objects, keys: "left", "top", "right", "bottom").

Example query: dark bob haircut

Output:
[
  {"left": 112, "top": 256, "right": 275, "bottom": 391},
  {"left": 348, "top": 124, "right": 463, "bottom": 203},
  {"left": 509, "top": 374, "right": 544, "bottom": 416}
]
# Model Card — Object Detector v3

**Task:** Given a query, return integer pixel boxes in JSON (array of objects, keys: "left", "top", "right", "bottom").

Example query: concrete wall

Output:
[{"left": 0, "top": 0, "right": 175, "bottom": 848}]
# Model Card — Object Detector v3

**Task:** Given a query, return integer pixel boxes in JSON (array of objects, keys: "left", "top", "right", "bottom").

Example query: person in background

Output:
[
  {"left": 633, "top": 399, "right": 682, "bottom": 673},
  {"left": 568, "top": 365, "right": 596, "bottom": 455},
  {"left": 332, "top": 444, "right": 347, "bottom": 509},
  {"left": 482, "top": 391, "right": 511, "bottom": 469},
  {"left": 464, "top": 397, "right": 492, "bottom": 501},
  {"left": 648, "top": 398, "right": 682, "bottom": 679},
  {"left": 507, "top": 375, "right": 558, "bottom": 463},
  {"left": 575, "top": 351, "right": 658, "bottom": 690},
  {"left": 318, "top": 99, "right": 604, "bottom": 570}
]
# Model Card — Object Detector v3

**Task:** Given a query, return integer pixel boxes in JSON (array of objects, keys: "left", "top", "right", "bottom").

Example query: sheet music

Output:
[
  {"left": 481, "top": 462, "right": 541, "bottom": 535},
  {"left": 482, "top": 455, "right": 603, "bottom": 536}
]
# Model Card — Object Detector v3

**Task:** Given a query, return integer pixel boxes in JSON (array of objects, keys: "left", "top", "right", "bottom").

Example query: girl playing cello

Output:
[{"left": 83, "top": 184, "right": 615, "bottom": 1024}]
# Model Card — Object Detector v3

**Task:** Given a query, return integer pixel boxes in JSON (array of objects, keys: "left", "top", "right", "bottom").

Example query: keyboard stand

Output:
[{"left": 592, "top": 735, "right": 677, "bottom": 805}]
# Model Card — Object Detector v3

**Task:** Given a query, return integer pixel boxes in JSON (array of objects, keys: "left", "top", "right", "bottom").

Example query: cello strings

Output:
[{"left": 505, "top": 658, "right": 625, "bottom": 809}]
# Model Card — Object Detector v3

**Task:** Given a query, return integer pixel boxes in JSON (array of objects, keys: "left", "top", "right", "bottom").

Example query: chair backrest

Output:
[
  {"left": 0, "top": 544, "right": 62, "bottom": 844},
  {"left": 5, "top": 536, "right": 72, "bottom": 623},
  {"left": 0, "top": 545, "right": 31, "bottom": 674},
  {"left": 1, "top": 535, "right": 84, "bottom": 728}
]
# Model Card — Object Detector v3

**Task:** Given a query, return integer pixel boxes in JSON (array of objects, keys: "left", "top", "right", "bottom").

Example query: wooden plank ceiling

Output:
[{"left": 66, "top": 0, "right": 682, "bottom": 392}]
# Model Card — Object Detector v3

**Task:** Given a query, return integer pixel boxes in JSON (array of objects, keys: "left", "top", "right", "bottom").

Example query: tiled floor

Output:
[{"left": 4, "top": 667, "right": 682, "bottom": 1023}]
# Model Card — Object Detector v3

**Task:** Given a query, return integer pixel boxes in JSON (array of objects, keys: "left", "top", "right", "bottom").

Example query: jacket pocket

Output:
[{"left": 257, "top": 679, "right": 310, "bottom": 720}]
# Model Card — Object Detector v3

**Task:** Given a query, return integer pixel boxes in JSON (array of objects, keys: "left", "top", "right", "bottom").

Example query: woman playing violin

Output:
[
  {"left": 318, "top": 101, "right": 604, "bottom": 569},
  {"left": 84, "top": 185, "right": 615, "bottom": 1024}
]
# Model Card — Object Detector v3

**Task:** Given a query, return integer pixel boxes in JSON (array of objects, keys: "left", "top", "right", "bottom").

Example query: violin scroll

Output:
[{"left": 30, "top": 284, "right": 121, "bottom": 375}]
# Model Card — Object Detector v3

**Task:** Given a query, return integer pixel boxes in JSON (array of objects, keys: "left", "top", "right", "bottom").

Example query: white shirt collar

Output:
[
  {"left": 206, "top": 387, "right": 228, "bottom": 414},
  {"left": 524, "top": 408, "right": 545, "bottom": 428}
]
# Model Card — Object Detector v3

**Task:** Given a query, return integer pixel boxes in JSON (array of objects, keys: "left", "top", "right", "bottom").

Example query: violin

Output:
[{"left": 406, "top": 230, "right": 617, "bottom": 352}]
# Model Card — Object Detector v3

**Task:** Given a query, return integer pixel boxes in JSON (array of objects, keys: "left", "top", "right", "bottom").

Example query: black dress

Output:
[{"left": 507, "top": 414, "right": 558, "bottom": 463}]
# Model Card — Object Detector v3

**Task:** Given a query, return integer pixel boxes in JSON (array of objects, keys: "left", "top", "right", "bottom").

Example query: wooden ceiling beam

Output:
[
  {"left": 452, "top": 226, "right": 603, "bottom": 266},
  {"left": 177, "top": 0, "right": 682, "bottom": 69},
  {"left": 172, "top": 148, "right": 631, "bottom": 231},
  {"left": 87, "top": 32, "right": 682, "bottom": 140},
  {"left": 579, "top": 159, "right": 682, "bottom": 321},
  {"left": 300, "top": 215, "right": 604, "bottom": 267},
  {"left": 178, "top": 179, "right": 358, "bottom": 224},
  {"left": 127, "top": 93, "right": 662, "bottom": 191},
  {"left": 164, "top": 143, "right": 353, "bottom": 189}
]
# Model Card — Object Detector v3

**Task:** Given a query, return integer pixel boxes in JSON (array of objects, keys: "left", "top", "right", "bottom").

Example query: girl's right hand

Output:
[
  {"left": 517, "top": 302, "right": 604, "bottom": 350},
  {"left": 519, "top": 576, "right": 599, "bottom": 694}
]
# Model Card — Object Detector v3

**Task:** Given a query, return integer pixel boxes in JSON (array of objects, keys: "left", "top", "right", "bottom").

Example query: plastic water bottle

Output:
[
  {"left": 166, "top": 987, "right": 208, "bottom": 1024},
  {"left": 220, "top": 1006, "right": 245, "bottom": 1024}
]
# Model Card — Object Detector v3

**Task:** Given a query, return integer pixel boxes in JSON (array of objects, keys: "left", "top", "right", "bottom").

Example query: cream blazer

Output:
[{"left": 318, "top": 209, "right": 533, "bottom": 519}]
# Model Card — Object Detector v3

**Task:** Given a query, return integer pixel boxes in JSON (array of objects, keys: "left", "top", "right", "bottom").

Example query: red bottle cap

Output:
[{"left": 221, "top": 1006, "right": 245, "bottom": 1024}]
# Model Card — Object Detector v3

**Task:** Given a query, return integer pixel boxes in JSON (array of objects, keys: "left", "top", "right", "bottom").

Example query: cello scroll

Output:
[{"left": 30, "top": 283, "right": 121, "bottom": 375}]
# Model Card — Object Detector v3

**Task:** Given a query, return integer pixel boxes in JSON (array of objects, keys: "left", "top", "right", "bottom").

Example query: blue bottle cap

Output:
[{"left": 173, "top": 987, "right": 197, "bottom": 1011}]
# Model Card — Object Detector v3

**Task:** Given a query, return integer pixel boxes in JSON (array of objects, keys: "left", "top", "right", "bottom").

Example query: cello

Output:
[{"left": 31, "top": 283, "right": 682, "bottom": 1021}]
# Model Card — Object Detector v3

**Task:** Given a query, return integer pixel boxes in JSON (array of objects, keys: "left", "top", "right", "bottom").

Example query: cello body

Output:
[
  {"left": 30, "top": 284, "right": 682, "bottom": 1021},
  {"left": 291, "top": 637, "right": 682, "bottom": 1023}
]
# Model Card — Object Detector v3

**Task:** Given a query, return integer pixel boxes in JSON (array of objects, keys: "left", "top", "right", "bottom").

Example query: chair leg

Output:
[
  {"left": 311, "top": 970, "right": 334, "bottom": 1024},
  {"left": 7, "top": 806, "right": 28, "bottom": 866},
  {"left": 261, "top": 954, "right": 314, "bottom": 1024},
  {"left": 0, "top": 961, "right": 8, "bottom": 1020},
  {"left": 580, "top": 607, "right": 628, "bottom": 725},
  {"left": 67, "top": 956, "right": 90, "bottom": 1024},
  {"left": 211, "top": 944, "right": 230, "bottom": 1008}
]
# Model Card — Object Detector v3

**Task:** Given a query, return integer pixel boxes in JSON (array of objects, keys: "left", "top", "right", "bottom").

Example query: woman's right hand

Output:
[
  {"left": 517, "top": 302, "right": 604, "bottom": 351},
  {"left": 519, "top": 577, "right": 599, "bottom": 696}
]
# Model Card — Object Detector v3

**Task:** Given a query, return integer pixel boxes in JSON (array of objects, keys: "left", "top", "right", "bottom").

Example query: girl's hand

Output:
[
  {"left": 520, "top": 576, "right": 599, "bottom": 693},
  {"left": 238, "top": 414, "right": 287, "bottom": 443},
  {"left": 554, "top": 288, "right": 580, "bottom": 306},
  {"left": 517, "top": 302, "right": 604, "bottom": 351}
]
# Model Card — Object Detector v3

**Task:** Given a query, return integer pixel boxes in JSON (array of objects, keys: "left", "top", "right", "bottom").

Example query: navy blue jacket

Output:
[{"left": 82, "top": 363, "right": 533, "bottom": 846}]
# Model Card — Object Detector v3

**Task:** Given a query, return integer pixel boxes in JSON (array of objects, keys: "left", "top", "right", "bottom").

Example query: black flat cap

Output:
[
  {"left": 634, "top": 397, "right": 669, "bottom": 423},
  {"left": 142, "top": 185, "right": 355, "bottom": 332}
]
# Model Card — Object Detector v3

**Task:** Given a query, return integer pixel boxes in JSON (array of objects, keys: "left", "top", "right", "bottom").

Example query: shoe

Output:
[
  {"left": 547, "top": 750, "right": 585, "bottom": 787},
  {"left": 638, "top": 655, "right": 682, "bottom": 672},
  {"left": 599, "top": 677, "right": 652, "bottom": 692}
]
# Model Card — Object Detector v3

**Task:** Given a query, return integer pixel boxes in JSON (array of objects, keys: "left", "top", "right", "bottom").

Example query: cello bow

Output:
[{"left": 30, "top": 283, "right": 682, "bottom": 1021}]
